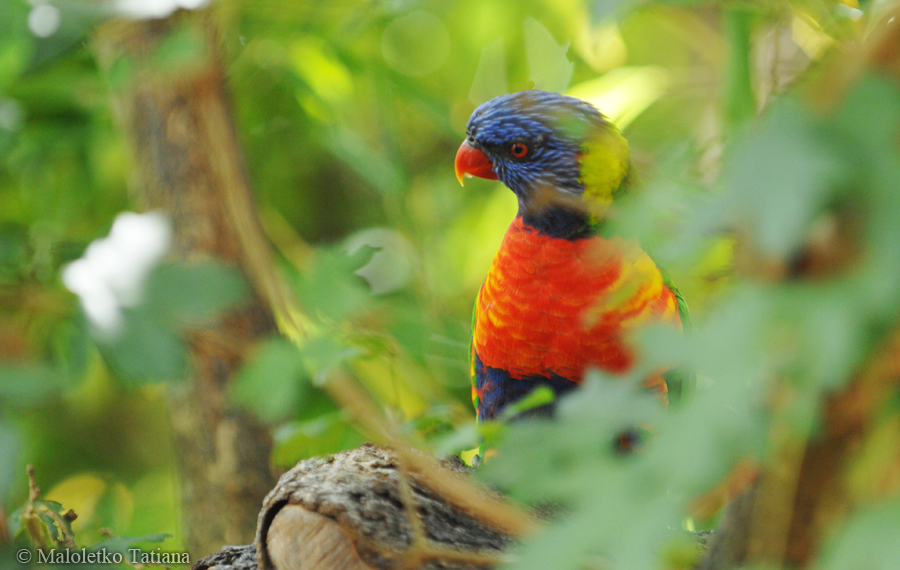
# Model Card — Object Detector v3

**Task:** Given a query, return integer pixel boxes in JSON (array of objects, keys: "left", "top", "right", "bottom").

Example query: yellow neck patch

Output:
[{"left": 579, "top": 126, "right": 631, "bottom": 220}]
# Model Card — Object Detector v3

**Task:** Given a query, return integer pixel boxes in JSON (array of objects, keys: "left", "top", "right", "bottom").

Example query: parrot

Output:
[{"left": 454, "top": 89, "right": 689, "bottom": 425}]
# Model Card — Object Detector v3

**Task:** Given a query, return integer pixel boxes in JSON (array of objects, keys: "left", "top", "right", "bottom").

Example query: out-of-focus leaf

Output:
[
  {"left": 294, "top": 244, "right": 376, "bottom": 322},
  {"left": 568, "top": 66, "right": 669, "bottom": 129},
  {"left": 324, "top": 127, "right": 406, "bottom": 200},
  {"left": 28, "top": 3, "right": 105, "bottom": 70},
  {"left": 144, "top": 261, "right": 248, "bottom": 324},
  {"left": 482, "top": 374, "right": 662, "bottom": 503},
  {"left": 820, "top": 499, "right": 900, "bottom": 570},
  {"left": 590, "top": 0, "right": 627, "bottom": 21},
  {"left": 381, "top": 10, "right": 450, "bottom": 77},
  {"left": 723, "top": 5, "right": 755, "bottom": 126},
  {"left": 89, "top": 532, "right": 173, "bottom": 567},
  {"left": 89, "top": 532, "right": 170, "bottom": 551},
  {"left": 498, "top": 385, "right": 555, "bottom": 419},
  {"left": 127, "top": 471, "right": 179, "bottom": 540},
  {"left": 469, "top": 39, "right": 507, "bottom": 105},
  {"left": 89, "top": 261, "right": 247, "bottom": 384},
  {"left": 724, "top": 100, "right": 849, "bottom": 258},
  {"left": 299, "top": 333, "right": 362, "bottom": 384},
  {"left": 272, "top": 414, "right": 366, "bottom": 466},
  {"left": 230, "top": 336, "right": 310, "bottom": 423},
  {"left": 525, "top": 18, "right": 573, "bottom": 93},
  {"left": 0, "top": 364, "right": 67, "bottom": 405},
  {"left": 845, "top": 415, "right": 900, "bottom": 503},
  {"left": 100, "top": 307, "right": 186, "bottom": 384},
  {"left": 386, "top": 305, "right": 431, "bottom": 365},
  {"left": 289, "top": 37, "right": 353, "bottom": 104},
  {"left": 0, "top": 223, "right": 28, "bottom": 280},
  {"left": 45, "top": 473, "right": 112, "bottom": 536},
  {"left": 346, "top": 228, "right": 414, "bottom": 295},
  {"left": 52, "top": 313, "right": 90, "bottom": 383},
  {"left": 104, "top": 54, "right": 135, "bottom": 90},
  {"left": 432, "top": 423, "right": 478, "bottom": 456},
  {"left": 0, "top": 421, "right": 18, "bottom": 499},
  {"left": 151, "top": 23, "right": 206, "bottom": 72},
  {"left": 0, "top": 1, "right": 31, "bottom": 89}
]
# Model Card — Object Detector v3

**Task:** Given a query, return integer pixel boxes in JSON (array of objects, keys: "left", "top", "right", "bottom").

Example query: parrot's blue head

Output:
[{"left": 455, "top": 90, "right": 631, "bottom": 238}]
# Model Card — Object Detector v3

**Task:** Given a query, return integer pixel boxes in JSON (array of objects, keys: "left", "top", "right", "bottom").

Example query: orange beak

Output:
[{"left": 454, "top": 140, "right": 498, "bottom": 186}]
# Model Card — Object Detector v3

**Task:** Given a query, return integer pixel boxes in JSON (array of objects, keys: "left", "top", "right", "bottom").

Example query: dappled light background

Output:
[{"left": 2, "top": 0, "right": 896, "bottom": 567}]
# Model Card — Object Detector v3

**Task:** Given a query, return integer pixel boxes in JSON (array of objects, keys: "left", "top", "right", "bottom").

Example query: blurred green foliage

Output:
[
  {"left": 2, "top": 0, "right": 899, "bottom": 568},
  {"left": 482, "top": 73, "right": 900, "bottom": 568}
]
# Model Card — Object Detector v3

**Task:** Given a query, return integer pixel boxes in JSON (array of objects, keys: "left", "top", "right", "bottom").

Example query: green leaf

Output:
[
  {"left": 52, "top": 313, "right": 90, "bottom": 383},
  {"left": 830, "top": 75, "right": 900, "bottom": 153},
  {"left": 272, "top": 414, "right": 365, "bottom": 465},
  {"left": 0, "top": 364, "right": 67, "bottom": 406},
  {"left": 723, "top": 6, "right": 756, "bottom": 127},
  {"left": 100, "top": 306, "right": 186, "bottom": 384},
  {"left": 0, "top": 1, "right": 31, "bottom": 90},
  {"left": 821, "top": 499, "right": 900, "bottom": 570},
  {"left": 93, "top": 261, "right": 247, "bottom": 384},
  {"left": 230, "top": 336, "right": 310, "bottom": 423},
  {"left": 294, "top": 245, "right": 376, "bottom": 322},
  {"left": 151, "top": 23, "right": 206, "bottom": 72},
  {"left": 145, "top": 261, "right": 248, "bottom": 324},
  {"left": 525, "top": 18, "right": 573, "bottom": 93},
  {"left": 89, "top": 533, "right": 171, "bottom": 552},
  {"left": 380, "top": 11, "right": 450, "bottom": 77},
  {"left": 299, "top": 333, "right": 361, "bottom": 384},
  {"left": 724, "top": 99, "right": 849, "bottom": 258},
  {"left": 0, "top": 223, "right": 28, "bottom": 281},
  {"left": 590, "top": 0, "right": 627, "bottom": 21},
  {"left": 498, "top": 385, "right": 555, "bottom": 420},
  {"left": 35, "top": 500, "right": 75, "bottom": 546},
  {"left": 0, "top": 421, "right": 18, "bottom": 499},
  {"left": 87, "top": 533, "right": 174, "bottom": 568},
  {"left": 28, "top": 3, "right": 105, "bottom": 71},
  {"left": 11, "top": 499, "right": 76, "bottom": 549},
  {"left": 481, "top": 374, "right": 663, "bottom": 503},
  {"left": 324, "top": 127, "right": 405, "bottom": 200},
  {"left": 104, "top": 54, "right": 135, "bottom": 90},
  {"left": 468, "top": 39, "right": 507, "bottom": 105},
  {"left": 432, "top": 423, "right": 479, "bottom": 456}
]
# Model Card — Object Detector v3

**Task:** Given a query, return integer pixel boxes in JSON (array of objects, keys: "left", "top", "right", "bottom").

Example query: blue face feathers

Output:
[{"left": 464, "top": 90, "right": 611, "bottom": 199}]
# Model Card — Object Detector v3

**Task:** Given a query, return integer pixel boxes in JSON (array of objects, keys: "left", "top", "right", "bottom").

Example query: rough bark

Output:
[
  {"left": 193, "top": 545, "right": 258, "bottom": 570},
  {"left": 192, "top": 444, "right": 510, "bottom": 570},
  {"left": 256, "top": 444, "right": 509, "bottom": 570},
  {"left": 92, "top": 12, "right": 278, "bottom": 556}
]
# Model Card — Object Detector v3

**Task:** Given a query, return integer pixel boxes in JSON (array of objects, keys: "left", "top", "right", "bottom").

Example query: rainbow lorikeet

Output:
[{"left": 454, "top": 90, "right": 688, "bottom": 423}]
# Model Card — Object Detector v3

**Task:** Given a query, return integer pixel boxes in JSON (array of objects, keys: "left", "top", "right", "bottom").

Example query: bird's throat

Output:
[
  {"left": 520, "top": 204, "right": 595, "bottom": 239},
  {"left": 514, "top": 178, "right": 605, "bottom": 239}
]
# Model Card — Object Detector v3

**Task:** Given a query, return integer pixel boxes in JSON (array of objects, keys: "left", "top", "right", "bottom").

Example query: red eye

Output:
[{"left": 510, "top": 142, "right": 528, "bottom": 158}]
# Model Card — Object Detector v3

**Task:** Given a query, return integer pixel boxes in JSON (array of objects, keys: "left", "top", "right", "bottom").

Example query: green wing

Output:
[
  {"left": 663, "top": 272, "right": 691, "bottom": 332},
  {"left": 660, "top": 269, "right": 694, "bottom": 402},
  {"left": 469, "top": 299, "right": 479, "bottom": 412},
  {"left": 470, "top": 295, "right": 489, "bottom": 462}
]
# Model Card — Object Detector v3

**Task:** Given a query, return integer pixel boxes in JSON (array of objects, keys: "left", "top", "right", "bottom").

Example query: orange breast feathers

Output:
[{"left": 473, "top": 217, "right": 681, "bottom": 381}]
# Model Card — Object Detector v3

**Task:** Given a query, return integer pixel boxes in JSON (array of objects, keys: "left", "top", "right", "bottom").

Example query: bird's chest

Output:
[{"left": 473, "top": 218, "right": 668, "bottom": 381}]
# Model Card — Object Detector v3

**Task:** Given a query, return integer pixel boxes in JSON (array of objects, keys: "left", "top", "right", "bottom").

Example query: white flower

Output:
[
  {"left": 62, "top": 211, "right": 172, "bottom": 336},
  {"left": 114, "top": 0, "right": 211, "bottom": 20}
]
